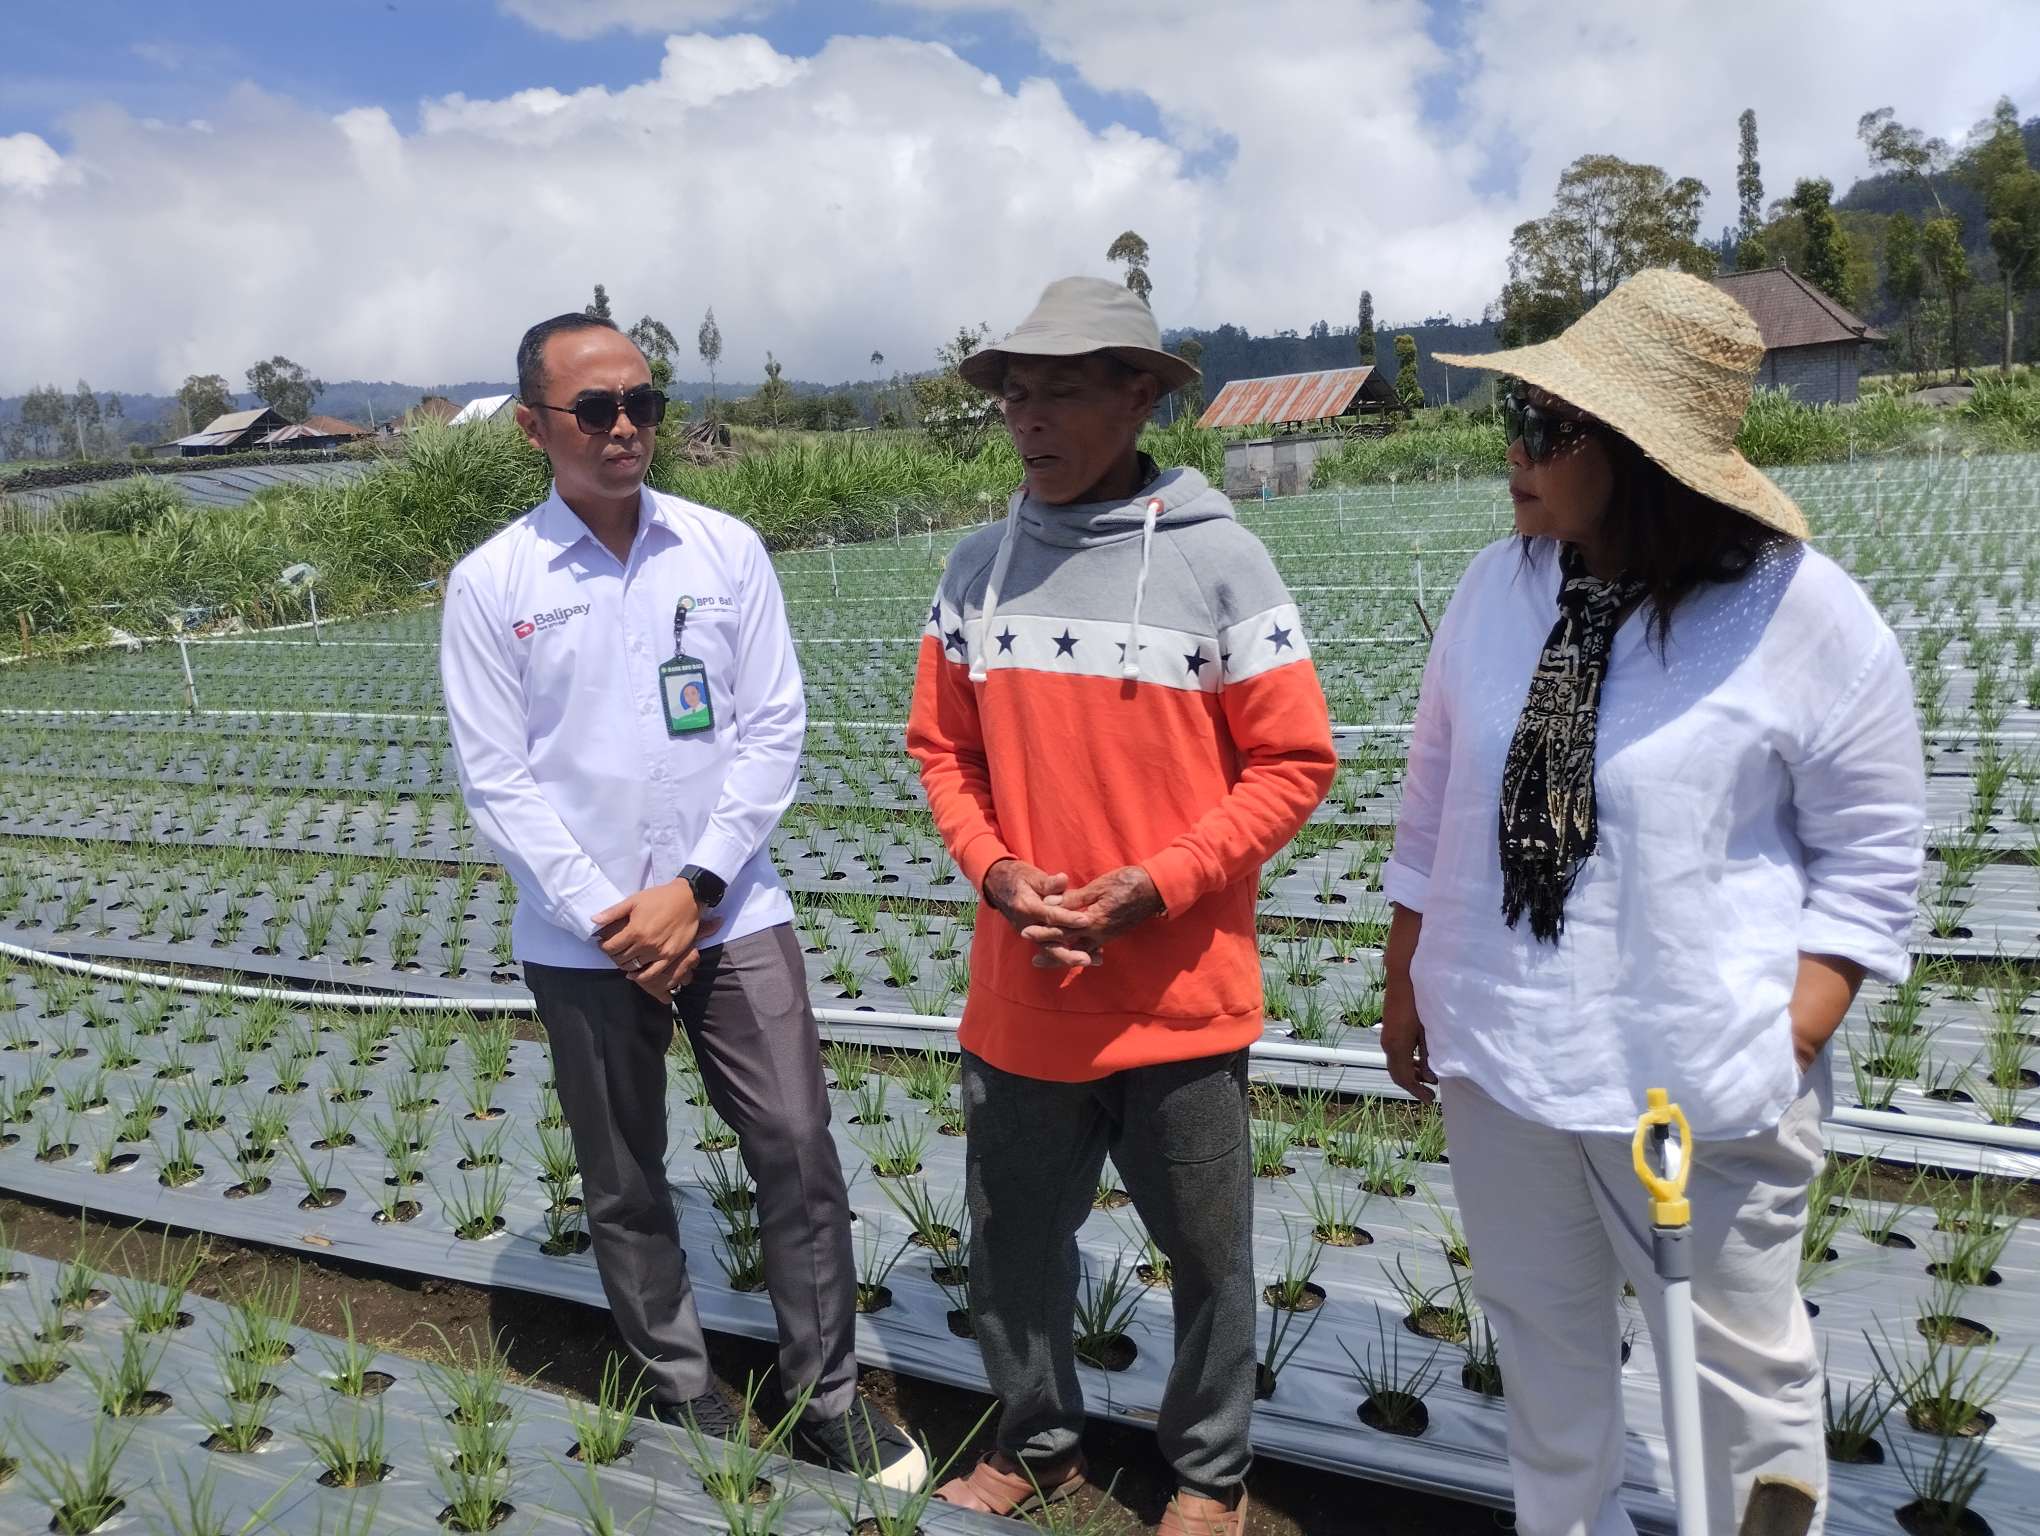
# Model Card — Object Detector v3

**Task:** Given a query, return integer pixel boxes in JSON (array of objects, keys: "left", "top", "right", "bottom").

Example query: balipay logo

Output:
[{"left": 511, "top": 603, "right": 590, "bottom": 640}]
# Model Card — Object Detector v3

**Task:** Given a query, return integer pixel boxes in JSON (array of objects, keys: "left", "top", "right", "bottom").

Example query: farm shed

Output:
[
  {"left": 1710, "top": 266, "right": 1886, "bottom": 406},
  {"left": 1197, "top": 367, "right": 1398, "bottom": 498},
  {"left": 257, "top": 414, "right": 370, "bottom": 450},
  {"left": 449, "top": 393, "right": 516, "bottom": 426},
  {"left": 159, "top": 405, "right": 289, "bottom": 457}
]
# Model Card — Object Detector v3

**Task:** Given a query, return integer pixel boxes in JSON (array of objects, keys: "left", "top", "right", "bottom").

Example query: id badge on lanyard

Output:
[{"left": 660, "top": 596, "right": 715, "bottom": 736}]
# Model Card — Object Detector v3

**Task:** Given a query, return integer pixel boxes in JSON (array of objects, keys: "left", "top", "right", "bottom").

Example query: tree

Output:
[
  {"left": 870, "top": 350, "right": 884, "bottom": 371},
  {"left": 1789, "top": 178, "right": 1854, "bottom": 307},
  {"left": 585, "top": 284, "right": 613, "bottom": 321},
  {"left": 750, "top": 352, "right": 793, "bottom": 429},
  {"left": 1734, "top": 109, "right": 1768, "bottom": 270},
  {"left": 1174, "top": 337, "right": 1206, "bottom": 417},
  {"left": 175, "top": 374, "right": 233, "bottom": 436},
  {"left": 69, "top": 379, "right": 103, "bottom": 458},
  {"left": 1920, "top": 216, "right": 1973, "bottom": 379},
  {"left": 628, "top": 315, "right": 679, "bottom": 389},
  {"left": 1106, "top": 230, "right": 1152, "bottom": 306},
  {"left": 1986, "top": 169, "right": 2040, "bottom": 371},
  {"left": 1356, "top": 290, "right": 1375, "bottom": 363},
  {"left": 911, "top": 323, "right": 997, "bottom": 459},
  {"left": 697, "top": 309, "right": 723, "bottom": 417},
  {"left": 1883, "top": 212, "right": 1928, "bottom": 375},
  {"left": 244, "top": 356, "right": 324, "bottom": 423},
  {"left": 1495, "top": 154, "right": 1714, "bottom": 346},
  {"left": 16, "top": 384, "right": 67, "bottom": 459},
  {"left": 1960, "top": 96, "right": 2040, "bottom": 372},
  {"left": 1393, "top": 334, "right": 1425, "bottom": 410},
  {"left": 1857, "top": 107, "right": 1949, "bottom": 214}
]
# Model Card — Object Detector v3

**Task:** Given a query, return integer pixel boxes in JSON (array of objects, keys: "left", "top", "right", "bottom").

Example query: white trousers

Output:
[{"left": 1439, "top": 1074, "right": 1828, "bottom": 1536}]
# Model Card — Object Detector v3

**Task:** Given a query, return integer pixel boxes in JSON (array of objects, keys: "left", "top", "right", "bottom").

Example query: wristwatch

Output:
[{"left": 678, "top": 864, "right": 727, "bottom": 909}]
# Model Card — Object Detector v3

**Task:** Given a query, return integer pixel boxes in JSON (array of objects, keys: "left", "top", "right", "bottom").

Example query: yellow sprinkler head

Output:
[{"left": 1631, "top": 1087, "right": 1693, "bottom": 1229}]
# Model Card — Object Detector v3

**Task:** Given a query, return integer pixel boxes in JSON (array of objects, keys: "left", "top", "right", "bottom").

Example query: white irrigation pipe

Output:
[{"left": 5, "top": 937, "right": 2038, "bottom": 1157}]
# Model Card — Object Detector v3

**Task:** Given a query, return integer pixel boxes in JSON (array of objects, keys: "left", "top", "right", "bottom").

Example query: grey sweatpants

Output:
[
  {"left": 1441, "top": 1074, "right": 1829, "bottom": 1536},
  {"left": 525, "top": 923, "right": 858, "bottom": 1419},
  {"left": 961, "top": 1048, "right": 1257, "bottom": 1501}
]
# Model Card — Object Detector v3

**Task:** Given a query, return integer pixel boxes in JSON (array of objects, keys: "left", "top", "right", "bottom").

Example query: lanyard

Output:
[{"left": 672, "top": 595, "right": 693, "bottom": 658}]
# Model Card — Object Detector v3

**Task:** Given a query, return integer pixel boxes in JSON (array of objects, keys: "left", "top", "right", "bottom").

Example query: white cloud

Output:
[
  {"left": 497, "top": 0, "right": 773, "bottom": 41},
  {"left": 0, "top": 5, "right": 2031, "bottom": 394},
  {"left": 0, "top": 133, "right": 68, "bottom": 195}
]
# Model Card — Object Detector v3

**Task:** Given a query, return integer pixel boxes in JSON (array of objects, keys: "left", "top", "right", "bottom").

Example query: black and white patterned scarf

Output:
[{"left": 1499, "top": 545, "right": 1645, "bottom": 943}]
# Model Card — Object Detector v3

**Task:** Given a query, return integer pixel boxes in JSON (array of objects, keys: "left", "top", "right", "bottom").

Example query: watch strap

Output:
[{"left": 679, "top": 864, "right": 727, "bottom": 908}]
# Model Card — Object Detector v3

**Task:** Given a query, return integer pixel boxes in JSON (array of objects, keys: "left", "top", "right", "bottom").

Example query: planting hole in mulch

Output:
[
  {"left": 908, "top": 1225, "right": 960, "bottom": 1253},
  {"left": 341, "top": 1370, "right": 397, "bottom": 1397},
  {"left": 1918, "top": 1314, "right": 1996, "bottom": 1346},
  {"left": 373, "top": 1200, "right": 421, "bottom": 1224},
  {"left": 568, "top": 1438, "right": 635, "bottom": 1464},
  {"left": 1262, "top": 1282, "right": 1325, "bottom": 1313},
  {"left": 298, "top": 1188, "right": 344, "bottom": 1211},
  {"left": 1405, "top": 1306, "right": 1469, "bottom": 1343},
  {"left": 36, "top": 1323, "right": 83, "bottom": 1343},
  {"left": 49, "top": 1499, "right": 124, "bottom": 1532},
  {"left": 230, "top": 1380, "right": 283, "bottom": 1404},
  {"left": 204, "top": 1426, "right": 273, "bottom": 1452},
  {"left": 447, "top": 1400, "right": 512, "bottom": 1427},
  {"left": 1873, "top": 1230, "right": 1918, "bottom": 1250},
  {"left": 945, "top": 1309, "right": 974, "bottom": 1339},
  {"left": 1094, "top": 1189, "right": 1131, "bottom": 1211},
  {"left": 111, "top": 1389, "right": 175, "bottom": 1417},
  {"left": 455, "top": 1216, "right": 508, "bottom": 1240},
  {"left": 438, "top": 1501, "right": 515, "bottom": 1532},
  {"left": 1460, "top": 1362, "right": 1503, "bottom": 1398},
  {"left": 1926, "top": 1263, "right": 2003, "bottom": 1288},
  {"left": 1358, "top": 1393, "right": 1429, "bottom": 1437},
  {"left": 1827, "top": 1434, "right": 1883, "bottom": 1465},
  {"left": 541, "top": 1231, "right": 593, "bottom": 1257},
  {"left": 1257, "top": 1163, "right": 1296, "bottom": 1179},
  {"left": 317, "top": 1463, "right": 392, "bottom": 1488},
  {"left": 856, "top": 1284, "right": 893, "bottom": 1315},
  {"left": 1075, "top": 1333, "right": 1137, "bottom": 1372},
  {"left": 1315, "top": 1223, "right": 1373, "bottom": 1248},
  {"left": 1896, "top": 1503, "right": 1992, "bottom": 1536},
  {"left": 1908, "top": 1401, "right": 1995, "bottom": 1438},
  {"left": 450, "top": 1451, "right": 508, "bottom": 1476},
  {"left": 1135, "top": 1264, "right": 1172, "bottom": 1289}
]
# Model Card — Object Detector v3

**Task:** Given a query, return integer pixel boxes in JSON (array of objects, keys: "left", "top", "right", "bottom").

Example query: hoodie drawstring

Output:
[
  {"left": 967, "top": 503, "right": 1020, "bottom": 684},
  {"left": 1121, "top": 496, "right": 1163, "bottom": 681}
]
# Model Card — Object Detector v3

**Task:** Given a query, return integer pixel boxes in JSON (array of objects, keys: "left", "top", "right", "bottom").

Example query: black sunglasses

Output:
[
  {"left": 531, "top": 385, "right": 668, "bottom": 435},
  {"left": 1502, "top": 392, "right": 1594, "bottom": 463}
]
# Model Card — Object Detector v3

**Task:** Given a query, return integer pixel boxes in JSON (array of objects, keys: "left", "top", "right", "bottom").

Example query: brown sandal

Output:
[
  {"left": 935, "top": 1453, "right": 1089, "bottom": 1516},
  {"left": 1158, "top": 1488, "right": 1250, "bottom": 1536}
]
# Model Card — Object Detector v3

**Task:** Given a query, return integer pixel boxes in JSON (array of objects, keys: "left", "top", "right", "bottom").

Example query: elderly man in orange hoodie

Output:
[{"left": 909, "top": 277, "right": 1336, "bottom": 1535}]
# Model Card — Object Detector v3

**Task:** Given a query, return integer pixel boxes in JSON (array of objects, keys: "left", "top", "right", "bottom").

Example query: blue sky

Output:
[
  {"left": 2, "top": 1, "right": 1178, "bottom": 148},
  {"left": 2, "top": 1, "right": 2030, "bottom": 391}
]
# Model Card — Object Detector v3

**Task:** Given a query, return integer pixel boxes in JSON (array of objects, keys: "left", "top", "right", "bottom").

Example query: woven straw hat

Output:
[
  {"left": 1435, "top": 269, "right": 1808, "bottom": 540},
  {"left": 960, "top": 276, "right": 1200, "bottom": 396}
]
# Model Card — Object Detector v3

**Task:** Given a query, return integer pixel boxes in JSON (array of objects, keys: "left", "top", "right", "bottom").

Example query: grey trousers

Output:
[
  {"left": 961, "top": 1048, "right": 1257, "bottom": 1501},
  {"left": 525, "top": 923, "right": 858, "bottom": 1419}
]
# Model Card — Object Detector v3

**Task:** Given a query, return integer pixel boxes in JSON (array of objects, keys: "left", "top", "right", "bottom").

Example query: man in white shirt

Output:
[{"left": 440, "top": 312, "right": 923, "bottom": 1488}]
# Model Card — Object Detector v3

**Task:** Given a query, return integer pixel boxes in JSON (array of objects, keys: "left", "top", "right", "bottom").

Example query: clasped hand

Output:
[
  {"left": 594, "top": 880, "right": 722, "bottom": 1000},
  {"left": 982, "top": 859, "right": 1163, "bottom": 969}
]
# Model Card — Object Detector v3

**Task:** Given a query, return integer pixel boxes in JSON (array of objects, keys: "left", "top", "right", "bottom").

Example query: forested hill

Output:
[
  {"left": 1836, "top": 119, "right": 2040, "bottom": 231},
  {"left": 1164, "top": 318, "right": 1500, "bottom": 414}
]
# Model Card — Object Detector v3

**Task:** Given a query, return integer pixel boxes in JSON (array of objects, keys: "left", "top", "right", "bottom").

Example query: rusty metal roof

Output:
[
  {"left": 1196, "top": 367, "right": 1389, "bottom": 430},
  {"left": 1711, "top": 267, "right": 1886, "bottom": 350}
]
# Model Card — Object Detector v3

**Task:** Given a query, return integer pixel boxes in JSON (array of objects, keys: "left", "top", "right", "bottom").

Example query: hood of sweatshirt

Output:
[
  {"left": 969, "top": 456, "right": 1236, "bottom": 683},
  {"left": 1012, "top": 455, "right": 1236, "bottom": 547}
]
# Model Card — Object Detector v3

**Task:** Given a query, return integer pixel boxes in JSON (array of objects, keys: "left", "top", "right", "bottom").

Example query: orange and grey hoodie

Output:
[{"left": 906, "top": 458, "right": 1337, "bottom": 1083}]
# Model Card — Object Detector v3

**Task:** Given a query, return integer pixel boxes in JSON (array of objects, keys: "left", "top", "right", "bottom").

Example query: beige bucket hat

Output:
[
  {"left": 959, "top": 276, "right": 1201, "bottom": 396},
  {"left": 1435, "top": 268, "right": 1808, "bottom": 540}
]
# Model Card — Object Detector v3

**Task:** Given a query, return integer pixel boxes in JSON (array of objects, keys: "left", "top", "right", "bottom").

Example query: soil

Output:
[{"left": 0, "top": 1190, "right": 1506, "bottom": 1536}]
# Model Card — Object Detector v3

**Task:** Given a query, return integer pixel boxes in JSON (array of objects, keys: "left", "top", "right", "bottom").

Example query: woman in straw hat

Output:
[{"left": 1380, "top": 270, "right": 1924, "bottom": 1535}]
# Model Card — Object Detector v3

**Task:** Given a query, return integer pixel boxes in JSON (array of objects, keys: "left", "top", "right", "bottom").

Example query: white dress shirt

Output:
[
  {"left": 440, "top": 484, "right": 802, "bottom": 968},
  {"left": 1384, "top": 536, "right": 1925, "bottom": 1138}
]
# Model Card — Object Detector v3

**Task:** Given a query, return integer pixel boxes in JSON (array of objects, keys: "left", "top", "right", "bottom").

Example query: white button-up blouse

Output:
[{"left": 1383, "top": 536, "right": 1926, "bottom": 1138}]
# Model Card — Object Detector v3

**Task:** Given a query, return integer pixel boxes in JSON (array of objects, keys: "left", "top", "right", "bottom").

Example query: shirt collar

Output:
[{"left": 532, "top": 483, "right": 684, "bottom": 556}]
